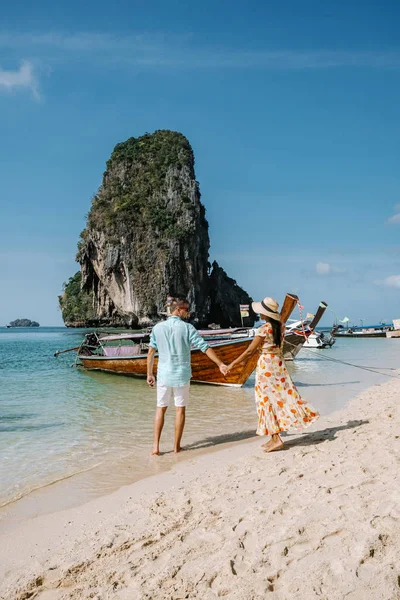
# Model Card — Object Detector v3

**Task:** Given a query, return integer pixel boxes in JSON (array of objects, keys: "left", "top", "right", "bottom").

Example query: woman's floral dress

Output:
[{"left": 255, "top": 323, "right": 319, "bottom": 436}]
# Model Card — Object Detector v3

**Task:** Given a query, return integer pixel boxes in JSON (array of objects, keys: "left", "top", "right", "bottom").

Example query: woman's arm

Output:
[{"left": 227, "top": 335, "right": 263, "bottom": 371}]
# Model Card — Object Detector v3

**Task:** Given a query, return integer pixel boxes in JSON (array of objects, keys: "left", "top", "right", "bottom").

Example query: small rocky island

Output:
[
  {"left": 59, "top": 130, "right": 255, "bottom": 328},
  {"left": 8, "top": 319, "right": 40, "bottom": 327}
]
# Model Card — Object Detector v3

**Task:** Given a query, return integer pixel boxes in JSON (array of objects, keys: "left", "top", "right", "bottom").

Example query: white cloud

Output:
[
  {"left": 316, "top": 262, "right": 331, "bottom": 275},
  {"left": 316, "top": 262, "right": 346, "bottom": 276},
  {"left": 1, "top": 32, "right": 400, "bottom": 70},
  {"left": 386, "top": 203, "right": 400, "bottom": 224},
  {"left": 0, "top": 61, "right": 39, "bottom": 99},
  {"left": 387, "top": 205, "right": 400, "bottom": 224},
  {"left": 378, "top": 275, "right": 400, "bottom": 288}
]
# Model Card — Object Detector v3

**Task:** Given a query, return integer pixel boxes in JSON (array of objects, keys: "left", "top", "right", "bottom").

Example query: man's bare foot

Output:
[
  {"left": 151, "top": 447, "right": 160, "bottom": 455},
  {"left": 174, "top": 446, "right": 181, "bottom": 453},
  {"left": 263, "top": 438, "right": 284, "bottom": 453}
]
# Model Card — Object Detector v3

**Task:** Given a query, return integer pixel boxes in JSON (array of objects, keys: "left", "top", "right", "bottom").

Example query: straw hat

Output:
[{"left": 252, "top": 297, "right": 281, "bottom": 321}]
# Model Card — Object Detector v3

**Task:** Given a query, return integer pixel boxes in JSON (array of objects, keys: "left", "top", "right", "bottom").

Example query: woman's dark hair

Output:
[{"left": 266, "top": 317, "right": 282, "bottom": 347}]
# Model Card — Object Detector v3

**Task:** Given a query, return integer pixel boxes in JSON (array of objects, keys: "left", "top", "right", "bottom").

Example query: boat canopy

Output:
[
  {"left": 99, "top": 332, "right": 149, "bottom": 342},
  {"left": 198, "top": 328, "right": 244, "bottom": 336},
  {"left": 99, "top": 328, "right": 248, "bottom": 342}
]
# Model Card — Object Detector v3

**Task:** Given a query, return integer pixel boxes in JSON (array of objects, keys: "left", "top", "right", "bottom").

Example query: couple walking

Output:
[{"left": 147, "top": 296, "right": 319, "bottom": 455}]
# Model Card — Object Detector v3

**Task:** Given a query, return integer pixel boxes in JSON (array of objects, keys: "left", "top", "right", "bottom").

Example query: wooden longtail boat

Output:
[
  {"left": 79, "top": 338, "right": 257, "bottom": 387},
  {"left": 198, "top": 299, "right": 329, "bottom": 361},
  {"left": 61, "top": 293, "right": 299, "bottom": 387}
]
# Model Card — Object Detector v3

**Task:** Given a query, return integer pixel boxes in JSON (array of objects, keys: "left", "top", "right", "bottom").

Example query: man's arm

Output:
[
  {"left": 205, "top": 347, "right": 228, "bottom": 375},
  {"left": 147, "top": 346, "right": 156, "bottom": 387},
  {"left": 188, "top": 325, "right": 228, "bottom": 375}
]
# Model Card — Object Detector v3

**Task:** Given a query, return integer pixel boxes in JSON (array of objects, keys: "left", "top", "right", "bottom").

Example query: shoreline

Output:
[
  {"left": 0, "top": 355, "right": 390, "bottom": 533},
  {"left": 0, "top": 424, "right": 259, "bottom": 534},
  {"left": 0, "top": 356, "right": 395, "bottom": 531},
  {"left": 1, "top": 346, "right": 394, "bottom": 526},
  {"left": 1, "top": 377, "right": 399, "bottom": 599}
]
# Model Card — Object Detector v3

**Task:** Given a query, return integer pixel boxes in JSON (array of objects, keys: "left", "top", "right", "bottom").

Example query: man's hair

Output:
[{"left": 170, "top": 297, "right": 189, "bottom": 311}]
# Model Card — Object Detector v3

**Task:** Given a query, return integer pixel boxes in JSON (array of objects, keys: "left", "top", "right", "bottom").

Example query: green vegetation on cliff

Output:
[
  {"left": 59, "top": 272, "right": 95, "bottom": 325},
  {"left": 79, "top": 130, "right": 201, "bottom": 249}
]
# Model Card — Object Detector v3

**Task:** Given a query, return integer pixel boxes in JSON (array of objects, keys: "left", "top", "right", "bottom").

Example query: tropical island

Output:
[
  {"left": 8, "top": 319, "right": 40, "bottom": 327},
  {"left": 59, "top": 129, "right": 255, "bottom": 329}
]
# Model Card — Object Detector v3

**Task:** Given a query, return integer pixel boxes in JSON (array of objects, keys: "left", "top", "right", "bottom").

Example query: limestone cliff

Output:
[
  {"left": 208, "top": 262, "right": 256, "bottom": 327},
  {"left": 61, "top": 130, "right": 254, "bottom": 328}
]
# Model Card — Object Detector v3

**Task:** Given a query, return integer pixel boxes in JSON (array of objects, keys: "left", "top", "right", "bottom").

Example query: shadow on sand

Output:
[
  {"left": 282, "top": 419, "right": 369, "bottom": 448},
  {"left": 184, "top": 429, "right": 257, "bottom": 451},
  {"left": 295, "top": 380, "right": 360, "bottom": 387},
  {"left": 181, "top": 419, "right": 369, "bottom": 453}
]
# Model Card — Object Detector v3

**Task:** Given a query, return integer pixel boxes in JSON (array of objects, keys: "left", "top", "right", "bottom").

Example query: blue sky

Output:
[{"left": 1, "top": 0, "right": 400, "bottom": 326}]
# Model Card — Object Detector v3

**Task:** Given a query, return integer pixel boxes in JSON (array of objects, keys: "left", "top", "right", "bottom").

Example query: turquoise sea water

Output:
[{"left": 1, "top": 326, "right": 399, "bottom": 518}]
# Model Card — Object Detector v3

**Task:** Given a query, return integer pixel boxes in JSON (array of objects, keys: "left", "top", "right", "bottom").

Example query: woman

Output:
[{"left": 227, "top": 296, "right": 320, "bottom": 452}]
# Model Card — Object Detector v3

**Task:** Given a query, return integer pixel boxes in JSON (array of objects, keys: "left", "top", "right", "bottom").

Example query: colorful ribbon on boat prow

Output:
[{"left": 296, "top": 299, "right": 308, "bottom": 339}]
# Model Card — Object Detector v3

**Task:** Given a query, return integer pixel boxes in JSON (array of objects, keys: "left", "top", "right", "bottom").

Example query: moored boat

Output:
[
  {"left": 199, "top": 301, "right": 330, "bottom": 360},
  {"left": 78, "top": 336, "right": 258, "bottom": 387},
  {"left": 57, "top": 293, "right": 301, "bottom": 387},
  {"left": 331, "top": 324, "right": 391, "bottom": 338},
  {"left": 302, "top": 330, "right": 336, "bottom": 349},
  {"left": 283, "top": 301, "right": 329, "bottom": 360}
]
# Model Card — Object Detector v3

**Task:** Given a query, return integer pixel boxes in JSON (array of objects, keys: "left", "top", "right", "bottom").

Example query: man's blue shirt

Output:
[{"left": 149, "top": 316, "right": 209, "bottom": 386}]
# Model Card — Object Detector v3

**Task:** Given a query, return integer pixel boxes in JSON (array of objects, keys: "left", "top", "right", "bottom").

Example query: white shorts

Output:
[{"left": 157, "top": 383, "right": 190, "bottom": 408}]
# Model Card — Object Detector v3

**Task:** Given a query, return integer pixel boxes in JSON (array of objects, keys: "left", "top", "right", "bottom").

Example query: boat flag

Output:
[
  {"left": 166, "top": 295, "right": 174, "bottom": 315},
  {"left": 340, "top": 317, "right": 350, "bottom": 323},
  {"left": 306, "top": 312, "right": 314, "bottom": 319},
  {"left": 239, "top": 304, "right": 250, "bottom": 327},
  {"left": 239, "top": 304, "right": 249, "bottom": 318}
]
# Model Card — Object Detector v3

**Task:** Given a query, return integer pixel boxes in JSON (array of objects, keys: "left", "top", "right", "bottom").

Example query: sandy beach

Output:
[{"left": 1, "top": 377, "right": 399, "bottom": 600}]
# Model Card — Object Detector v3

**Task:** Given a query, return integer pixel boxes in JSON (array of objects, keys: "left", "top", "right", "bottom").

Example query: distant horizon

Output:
[{"left": 1, "top": 317, "right": 397, "bottom": 329}]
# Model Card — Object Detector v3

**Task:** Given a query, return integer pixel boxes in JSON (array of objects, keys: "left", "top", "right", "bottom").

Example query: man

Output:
[{"left": 147, "top": 297, "right": 228, "bottom": 455}]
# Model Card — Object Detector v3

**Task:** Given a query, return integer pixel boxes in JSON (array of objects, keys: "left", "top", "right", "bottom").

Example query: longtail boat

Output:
[
  {"left": 283, "top": 301, "right": 328, "bottom": 360},
  {"left": 199, "top": 300, "right": 329, "bottom": 361},
  {"left": 55, "top": 294, "right": 325, "bottom": 386},
  {"left": 77, "top": 336, "right": 257, "bottom": 387},
  {"left": 75, "top": 293, "right": 299, "bottom": 386}
]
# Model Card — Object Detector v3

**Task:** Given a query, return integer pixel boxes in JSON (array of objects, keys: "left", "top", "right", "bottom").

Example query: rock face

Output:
[
  {"left": 61, "top": 130, "right": 254, "bottom": 328},
  {"left": 208, "top": 262, "right": 255, "bottom": 327}
]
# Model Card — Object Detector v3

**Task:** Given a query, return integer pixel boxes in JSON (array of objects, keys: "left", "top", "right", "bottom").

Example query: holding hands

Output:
[
  {"left": 219, "top": 363, "right": 229, "bottom": 376},
  {"left": 219, "top": 363, "right": 233, "bottom": 377}
]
